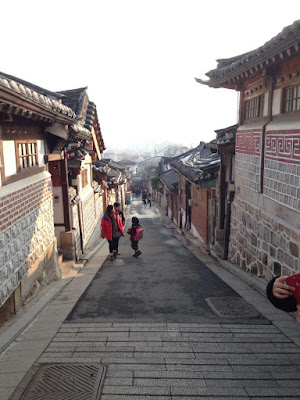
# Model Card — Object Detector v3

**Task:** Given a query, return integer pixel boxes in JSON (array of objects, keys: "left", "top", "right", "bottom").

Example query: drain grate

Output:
[
  {"left": 205, "top": 297, "right": 260, "bottom": 318},
  {"left": 20, "top": 364, "right": 106, "bottom": 400}
]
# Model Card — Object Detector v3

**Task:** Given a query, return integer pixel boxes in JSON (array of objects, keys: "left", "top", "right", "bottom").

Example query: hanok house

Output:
[
  {"left": 168, "top": 142, "right": 220, "bottom": 248},
  {"left": 101, "top": 159, "right": 130, "bottom": 210},
  {"left": 157, "top": 167, "right": 179, "bottom": 223},
  {"left": 196, "top": 20, "right": 300, "bottom": 280},
  {"left": 208, "top": 124, "right": 238, "bottom": 260},
  {"left": 0, "top": 72, "right": 78, "bottom": 322},
  {"left": 57, "top": 88, "right": 106, "bottom": 259}
]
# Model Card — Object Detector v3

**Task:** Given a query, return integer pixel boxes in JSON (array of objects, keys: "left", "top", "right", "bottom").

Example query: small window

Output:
[
  {"left": 244, "top": 94, "right": 264, "bottom": 120},
  {"left": 81, "top": 168, "right": 88, "bottom": 188},
  {"left": 283, "top": 85, "right": 300, "bottom": 113},
  {"left": 15, "top": 140, "right": 38, "bottom": 171}
]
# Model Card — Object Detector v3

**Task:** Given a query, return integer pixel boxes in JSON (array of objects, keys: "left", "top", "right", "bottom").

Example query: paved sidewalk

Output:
[{"left": 1, "top": 201, "right": 300, "bottom": 399}]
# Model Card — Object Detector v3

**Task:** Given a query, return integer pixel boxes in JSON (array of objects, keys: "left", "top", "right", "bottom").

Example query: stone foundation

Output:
[{"left": 228, "top": 196, "right": 299, "bottom": 281}]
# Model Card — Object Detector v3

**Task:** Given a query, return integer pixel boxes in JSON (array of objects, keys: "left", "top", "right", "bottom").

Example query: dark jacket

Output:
[{"left": 266, "top": 276, "right": 297, "bottom": 312}]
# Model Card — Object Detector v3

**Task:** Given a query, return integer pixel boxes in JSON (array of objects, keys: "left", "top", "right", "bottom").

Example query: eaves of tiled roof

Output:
[
  {"left": 196, "top": 20, "right": 300, "bottom": 88},
  {"left": 160, "top": 170, "right": 179, "bottom": 192},
  {"left": 57, "top": 87, "right": 88, "bottom": 117},
  {"left": 209, "top": 124, "right": 238, "bottom": 149},
  {"left": 169, "top": 144, "right": 221, "bottom": 184},
  {"left": 0, "top": 72, "right": 76, "bottom": 123}
]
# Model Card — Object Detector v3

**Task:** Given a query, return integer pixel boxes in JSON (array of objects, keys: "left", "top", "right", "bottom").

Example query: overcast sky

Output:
[{"left": 1, "top": 1, "right": 299, "bottom": 153}]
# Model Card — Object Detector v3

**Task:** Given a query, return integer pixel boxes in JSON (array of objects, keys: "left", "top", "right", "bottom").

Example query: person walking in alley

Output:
[
  {"left": 114, "top": 202, "right": 125, "bottom": 226},
  {"left": 266, "top": 275, "right": 300, "bottom": 324},
  {"left": 147, "top": 192, "right": 152, "bottom": 207},
  {"left": 101, "top": 205, "right": 124, "bottom": 260},
  {"left": 142, "top": 190, "right": 147, "bottom": 205},
  {"left": 127, "top": 216, "right": 144, "bottom": 257},
  {"left": 114, "top": 202, "right": 125, "bottom": 255}
]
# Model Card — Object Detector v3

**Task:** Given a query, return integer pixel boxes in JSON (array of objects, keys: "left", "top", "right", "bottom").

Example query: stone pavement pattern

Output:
[{"left": 1, "top": 199, "right": 300, "bottom": 399}]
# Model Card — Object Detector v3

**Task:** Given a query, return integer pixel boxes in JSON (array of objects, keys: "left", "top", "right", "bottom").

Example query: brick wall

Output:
[{"left": 0, "top": 172, "right": 58, "bottom": 307}]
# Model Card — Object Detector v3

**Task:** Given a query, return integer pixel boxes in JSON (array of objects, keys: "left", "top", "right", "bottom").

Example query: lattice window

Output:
[
  {"left": 16, "top": 140, "right": 38, "bottom": 171},
  {"left": 283, "top": 85, "right": 300, "bottom": 113},
  {"left": 244, "top": 95, "right": 264, "bottom": 120},
  {"left": 81, "top": 168, "right": 88, "bottom": 188}
]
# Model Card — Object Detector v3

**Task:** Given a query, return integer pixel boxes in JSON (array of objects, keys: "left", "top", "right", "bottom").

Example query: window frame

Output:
[
  {"left": 282, "top": 84, "right": 300, "bottom": 113},
  {"left": 243, "top": 94, "right": 264, "bottom": 121},
  {"left": 15, "top": 140, "right": 39, "bottom": 172}
]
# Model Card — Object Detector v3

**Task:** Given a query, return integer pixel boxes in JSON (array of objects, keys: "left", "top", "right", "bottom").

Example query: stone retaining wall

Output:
[{"left": 228, "top": 196, "right": 300, "bottom": 280}]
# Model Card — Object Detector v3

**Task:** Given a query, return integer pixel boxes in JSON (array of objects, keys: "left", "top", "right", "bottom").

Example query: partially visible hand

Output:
[
  {"left": 273, "top": 276, "right": 295, "bottom": 299},
  {"left": 296, "top": 304, "right": 300, "bottom": 324}
]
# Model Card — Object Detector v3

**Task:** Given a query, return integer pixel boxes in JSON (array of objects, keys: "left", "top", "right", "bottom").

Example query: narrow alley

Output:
[{"left": 1, "top": 199, "right": 300, "bottom": 400}]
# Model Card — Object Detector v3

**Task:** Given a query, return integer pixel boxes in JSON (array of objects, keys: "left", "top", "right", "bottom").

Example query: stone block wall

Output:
[
  {"left": 0, "top": 172, "right": 59, "bottom": 308},
  {"left": 235, "top": 153, "right": 260, "bottom": 192},
  {"left": 264, "top": 159, "right": 300, "bottom": 211},
  {"left": 235, "top": 129, "right": 262, "bottom": 192},
  {"left": 264, "top": 130, "right": 300, "bottom": 213},
  {"left": 228, "top": 196, "right": 299, "bottom": 280}
]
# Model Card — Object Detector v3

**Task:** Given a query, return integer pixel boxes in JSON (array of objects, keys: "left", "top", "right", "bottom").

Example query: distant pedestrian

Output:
[
  {"left": 127, "top": 216, "right": 144, "bottom": 257},
  {"left": 101, "top": 205, "right": 124, "bottom": 260},
  {"left": 147, "top": 193, "right": 152, "bottom": 207},
  {"left": 142, "top": 190, "right": 147, "bottom": 205}
]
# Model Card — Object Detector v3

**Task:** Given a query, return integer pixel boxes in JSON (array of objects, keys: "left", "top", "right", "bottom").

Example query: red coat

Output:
[{"left": 101, "top": 212, "right": 124, "bottom": 241}]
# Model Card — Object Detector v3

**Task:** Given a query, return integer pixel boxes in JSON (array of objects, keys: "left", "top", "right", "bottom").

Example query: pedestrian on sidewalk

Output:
[
  {"left": 147, "top": 192, "right": 152, "bottom": 207},
  {"left": 266, "top": 275, "right": 300, "bottom": 324},
  {"left": 114, "top": 202, "right": 125, "bottom": 226},
  {"left": 114, "top": 202, "right": 125, "bottom": 255},
  {"left": 127, "top": 216, "right": 144, "bottom": 257},
  {"left": 142, "top": 190, "right": 147, "bottom": 205},
  {"left": 101, "top": 205, "right": 124, "bottom": 260}
]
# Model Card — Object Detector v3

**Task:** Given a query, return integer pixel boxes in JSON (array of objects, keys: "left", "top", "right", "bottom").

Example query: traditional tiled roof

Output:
[
  {"left": 57, "top": 87, "right": 88, "bottom": 118},
  {"left": 58, "top": 88, "right": 105, "bottom": 150},
  {"left": 0, "top": 71, "right": 76, "bottom": 119},
  {"left": 209, "top": 124, "right": 238, "bottom": 149},
  {"left": 160, "top": 170, "right": 179, "bottom": 192},
  {"left": 92, "top": 160, "right": 111, "bottom": 173},
  {"left": 169, "top": 143, "right": 220, "bottom": 184},
  {"left": 196, "top": 20, "right": 300, "bottom": 88}
]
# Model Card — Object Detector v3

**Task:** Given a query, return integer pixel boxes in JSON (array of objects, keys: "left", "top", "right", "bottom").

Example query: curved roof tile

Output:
[
  {"left": 197, "top": 20, "right": 300, "bottom": 87},
  {"left": 0, "top": 73, "right": 76, "bottom": 119}
]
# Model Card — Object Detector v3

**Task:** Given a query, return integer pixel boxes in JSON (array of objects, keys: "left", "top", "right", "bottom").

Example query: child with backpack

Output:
[{"left": 127, "top": 216, "right": 144, "bottom": 257}]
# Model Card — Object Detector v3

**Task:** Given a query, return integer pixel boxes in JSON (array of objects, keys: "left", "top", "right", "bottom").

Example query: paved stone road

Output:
[{"left": 2, "top": 199, "right": 300, "bottom": 399}]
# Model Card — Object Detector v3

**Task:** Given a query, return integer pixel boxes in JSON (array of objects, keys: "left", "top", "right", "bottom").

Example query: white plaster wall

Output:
[
  {"left": 263, "top": 92, "right": 269, "bottom": 117},
  {"left": 55, "top": 226, "right": 65, "bottom": 247},
  {"left": 272, "top": 89, "right": 282, "bottom": 115},
  {"left": 3, "top": 141, "right": 16, "bottom": 176},
  {"left": 37, "top": 140, "right": 45, "bottom": 167},
  {"left": 52, "top": 187, "right": 64, "bottom": 224}
]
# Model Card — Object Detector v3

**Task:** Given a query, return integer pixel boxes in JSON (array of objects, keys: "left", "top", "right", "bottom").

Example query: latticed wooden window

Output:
[
  {"left": 81, "top": 168, "right": 88, "bottom": 188},
  {"left": 16, "top": 140, "right": 38, "bottom": 171},
  {"left": 244, "top": 94, "right": 264, "bottom": 120},
  {"left": 283, "top": 85, "right": 300, "bottom": 113}
]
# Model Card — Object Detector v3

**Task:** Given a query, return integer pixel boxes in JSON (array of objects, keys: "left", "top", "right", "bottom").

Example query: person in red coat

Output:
[{"left": 101, "top": 205, "right": 124, "bottom": 260}]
